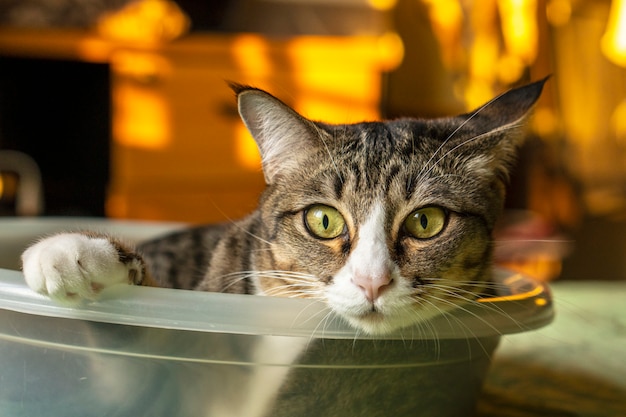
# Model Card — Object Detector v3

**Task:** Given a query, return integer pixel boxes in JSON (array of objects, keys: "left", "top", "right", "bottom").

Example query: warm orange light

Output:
[
  {"left": 231, "top": 34, "right": 272, "bottom": 169},
  {"left": 422, "top": 0, "right": 539, "bottom": 109},
  {"left": 422, "top": 0, "right": 463, "bottom": 41},
  {"left": 113, "top": 83, "right": 171, "bottom": 149},
  {"left": 231, "top": 34, "right": 273, "bottom": 80},
  {"left": 499, "top": 256, "right": 563, "bottom": 282},
  {"left": 466, "top": 32, "right": 499, "bottom": 108},
  {"left": 231, "top": 35, "right": 402, "bottom": 166},
  {"left": 532, "top": 106, "right": 560, "bottom": 138},
  {"left": 498, "top": 0, "right": 538, "bottom": 65},
  {"left": 235, "top": 125, "right": 262, "bottom": 171},
  {"left": 97, "top": 0, "right": 189, "bottom": 44},
  {"left": 602, "top": 0, "right": 626, "bottom": 67},
  {"left": 377, "top": 32, "right": 405, "bottom": 72},
  {"left": 368, "top": 0, "right": 397, "bottom": 11},
  {"left": 287, "top": 36, "right": 403, "bottom": 80},
  {"left": 77, "top": 36, "right": 112, "bottom": 62},
  {"left": 497, "top": 54, "right": 526, "bottom": 84},
  {"left": 461, "top": 0, "right": 499, "bottom": 109},
  {"left": 112, "top": 50, "right": 171, "bottom": 80},
  {"left": 546, "top": 0, "right": 572, "bottom": 26},
  {"left": 106, "top": 193, "right": 129, "bottom": 219},
  {"left": 287, "top": 36, "right": 399, "bottom": 122},
  {"left": 479, "top": 278, "right": 545, "bottom": 302},
  {"left": 422, "top": 0, "right": 464, "bottom": 67},
  {"left": 464, "top": 79, "right": 496, "bottom": 110},
  {"left": 611, "top": 99, "right": 626, "bottom": 147}
]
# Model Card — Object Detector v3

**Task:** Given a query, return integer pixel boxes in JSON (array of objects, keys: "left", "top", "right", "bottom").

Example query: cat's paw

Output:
[{"left": 21, "top": 233, "right": 143, "bottom": 304}]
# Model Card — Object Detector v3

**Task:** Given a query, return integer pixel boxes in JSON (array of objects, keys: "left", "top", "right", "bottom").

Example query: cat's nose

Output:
[{"left": 352, "top": 273, "right": 393, "bottom": 303}]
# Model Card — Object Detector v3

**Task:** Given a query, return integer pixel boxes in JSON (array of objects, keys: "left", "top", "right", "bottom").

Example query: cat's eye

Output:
[
  {"left": 304, "top": 205, "right": 346, "bottom": 239},
  {"left": 404, "top": 207, "right": 447, "bottom": 239}
]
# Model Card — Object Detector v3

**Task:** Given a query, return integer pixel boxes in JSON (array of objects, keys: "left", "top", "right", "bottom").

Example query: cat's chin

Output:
[
  {"left": 342, "top": 306, "right": 448, "bottom": 336},
  {"left": 343, "top": 311, "right": 408, "bottom": 336}
]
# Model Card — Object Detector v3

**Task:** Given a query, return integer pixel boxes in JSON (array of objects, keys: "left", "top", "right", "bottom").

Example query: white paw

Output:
[{"left": 21, "top": 233, "right": 136, "bottom": 304}]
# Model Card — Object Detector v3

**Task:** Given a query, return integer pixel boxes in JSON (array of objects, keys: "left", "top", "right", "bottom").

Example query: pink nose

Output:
[{"left": 352, "top": 273, "right": 393, "bottom": 302}]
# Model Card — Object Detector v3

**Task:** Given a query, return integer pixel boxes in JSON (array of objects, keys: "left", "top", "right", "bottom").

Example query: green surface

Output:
[{"left": 479, "top": 281, "right": 626, "bottom": 416}]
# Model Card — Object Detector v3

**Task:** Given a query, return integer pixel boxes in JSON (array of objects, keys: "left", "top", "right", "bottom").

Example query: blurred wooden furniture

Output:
[{"left": 0, "top": 28, "right": 395, "bottom": 223}]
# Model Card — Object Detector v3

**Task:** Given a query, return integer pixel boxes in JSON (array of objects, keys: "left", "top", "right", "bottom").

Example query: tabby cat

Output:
[{"left": 21, "top": 79, "right": 545, "bottom": 336}]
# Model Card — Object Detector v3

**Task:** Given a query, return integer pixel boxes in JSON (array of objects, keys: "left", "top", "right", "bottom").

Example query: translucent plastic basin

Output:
[{"left": 0, "top": 219, "right": 553, "bottom": 417}]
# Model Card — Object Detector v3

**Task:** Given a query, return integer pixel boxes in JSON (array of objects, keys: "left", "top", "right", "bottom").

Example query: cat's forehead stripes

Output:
[{"left": 324, "top": 122, "right": 409, "bottom": 197}]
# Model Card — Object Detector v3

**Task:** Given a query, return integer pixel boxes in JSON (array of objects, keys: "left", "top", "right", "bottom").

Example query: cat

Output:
[{"left": 21, "top": 78, "right": 546, "bottom": 337}]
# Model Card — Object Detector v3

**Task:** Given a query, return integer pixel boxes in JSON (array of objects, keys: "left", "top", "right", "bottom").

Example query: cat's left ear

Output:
[
  {"left": 465, "top": 76, "right": 548, "bottom": 133},
  {"left": 231, "top": 83, "right": 318, "bottom": 184},
  {"left": 457, "top": 77, "right": 548, "bottom": 179}
]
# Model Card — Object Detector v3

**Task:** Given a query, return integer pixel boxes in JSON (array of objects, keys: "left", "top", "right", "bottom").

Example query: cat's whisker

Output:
[
  {"left": 219, "top": 269, "right": 319, "bottom": 293},
  {"left": 428, "top": 278, "right": 542, "bottom": 320},
  {"left": 494, "top": 239, "right": 574, "bottom": 244},
  {"left": 401, "top": 303, "right": 443, "bottom": 353},
  {"left": 425, "top": 295, "right": 482, "bottom": 357},
  {"left": 252, "top": 270, "right": 324, "bottom": 298},
  {"left": 260, "top": 281, "right": 316, "bottom": 291},
  {"left": 425, "top": 277, "right": 513, "bottom": 298},
  {"left": 243, "top": 231, "right": 275, "bottom": 248},
  {"left": 411, "top": 297, "right": 465, "bottom": 357},
  {"left": 263, "top": 282, "right": 319, "bottom": 290},
  {"left": 219, "top": 271, "right": 259, "bottom": 292},
  {"left": 250, "top": 247, "right": 274, "bottom": 253},
  {"left": 220, "top": 269, "right": 320, "bottom": 286},
  {"left": 424, "top": 280, "right": 489, "bottom": 298},
  {"left": 263, "top": 285, "right": 323, "bottom": 298},
  {"left": 350, "top": 328, "right": 366, "bottom": 347},
  {"left": 419, "top": 294, "right": 500, "bottom": 359},
  {"left": 427, "top": 283, "right": 524, "bottom": 327},
  {"left": 257, "top": 272, "right": 320, "bottom": 288},
  {"left": 292, "top": 298, "right": 330, "bottom": 328},
  {"left": 306, "top": 308, "right": 339, "bottom": 346},
  {"left": 257, "top": 275, "right": 316, "bottom": 285},
  {"left": 203, "top": 198, "right": 277, "bottom": 249},
  {"left": 322, "top": 308, "right": 342, "bottom": 338},
  {"left": 420, "top": 173, "right": 466, "bottom": 182},
  {"left": 424, "top": 282, "right": 506, "bottom": 308},
  {"left": 423, "top": 292, "right": 504, "bottom": 337}
]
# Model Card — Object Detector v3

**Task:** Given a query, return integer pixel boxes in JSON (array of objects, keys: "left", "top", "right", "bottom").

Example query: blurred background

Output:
[{"left": 0, "top": 0, "right": 625, "bottom": 282}]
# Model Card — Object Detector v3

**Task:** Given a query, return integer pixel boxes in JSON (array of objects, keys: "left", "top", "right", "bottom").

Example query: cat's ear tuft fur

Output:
[
  {"left": 456, "top": 77, "right": 548, "bottom": 181},
  {"left": 463, "top": 77, "right": 548, "bottom": 138},
  {"left": 233, "top": 84, "right": 317, "bottom": 184}
]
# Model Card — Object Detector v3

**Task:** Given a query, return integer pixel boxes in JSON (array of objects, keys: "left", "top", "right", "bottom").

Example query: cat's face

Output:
[{"left": 233, "top": 80, "right": 545, "bottom": 335}]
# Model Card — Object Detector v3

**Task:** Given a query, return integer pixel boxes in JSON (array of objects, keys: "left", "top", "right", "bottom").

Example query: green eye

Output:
[
  {"left": 404, "top": 207, "right": 447, "bottom": 239},
  {"left": 304, "top": 205, "right": 346, "bottom": 239}
]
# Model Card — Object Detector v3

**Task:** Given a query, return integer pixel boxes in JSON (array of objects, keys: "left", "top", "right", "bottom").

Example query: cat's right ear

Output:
[{"left": 231, "top": 83, "right": 318, "bottom": 184}]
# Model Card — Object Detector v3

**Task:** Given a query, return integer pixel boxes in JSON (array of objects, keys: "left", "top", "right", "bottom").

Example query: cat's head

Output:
[{"left": 233, "top": 80, "right": 546, "bottom": 335}]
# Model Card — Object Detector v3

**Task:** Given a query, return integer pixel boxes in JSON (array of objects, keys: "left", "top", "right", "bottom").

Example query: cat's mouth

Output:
[
  {"left": 339, "top": 301, "right": 412, "bottom": 335},
  {"left": 344, "top": 309, "right": 397, "bottom": 335},
  {"left": 353, "top": 308, "right": 386, "bottom": 323}
]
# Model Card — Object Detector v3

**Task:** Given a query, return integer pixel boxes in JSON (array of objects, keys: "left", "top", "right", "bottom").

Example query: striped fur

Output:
[
  {"left": 22, "top": 79, "right": 546, "bottom": 335},
  {"left": 135, "top": 79, "right": 546, "bottom": 334}
]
